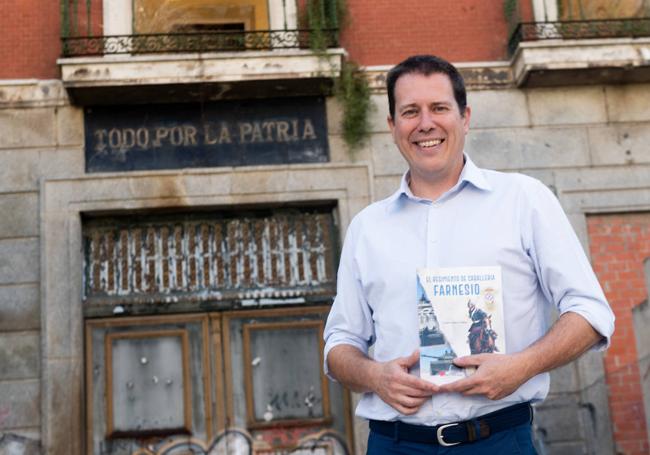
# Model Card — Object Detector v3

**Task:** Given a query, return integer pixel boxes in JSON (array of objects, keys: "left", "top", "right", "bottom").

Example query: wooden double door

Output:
[
  {"left": 85, "top": 307, "right": 353, "bottom": 455},
  {"left": 81, "top": 206, "right": 352, "bottom": 454}
]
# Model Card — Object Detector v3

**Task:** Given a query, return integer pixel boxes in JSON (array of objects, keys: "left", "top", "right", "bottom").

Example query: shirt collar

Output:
[
  {"left": 459, "top": 154, "right": 491, "bottom": 192},
  {"left": 386, "top": 154, "right": 492, "bottom": 206}
]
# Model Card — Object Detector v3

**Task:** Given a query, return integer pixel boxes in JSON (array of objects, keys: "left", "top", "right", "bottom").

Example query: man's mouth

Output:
[{"left": 415, "top": 139, "right": 444, "bottom": 148}]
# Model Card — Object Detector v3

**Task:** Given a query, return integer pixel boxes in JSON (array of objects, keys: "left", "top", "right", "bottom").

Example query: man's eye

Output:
[
  {"left": 433, "top": 105, "right": 448, "bottom": 112},
  {"left": 402, "top": 109, "right": 417, "bottom": 117}
]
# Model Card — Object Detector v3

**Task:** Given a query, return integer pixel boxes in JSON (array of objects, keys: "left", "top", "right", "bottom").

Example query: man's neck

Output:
[{"left": 408, "top": 159, "right": 465, "bottom": 201}]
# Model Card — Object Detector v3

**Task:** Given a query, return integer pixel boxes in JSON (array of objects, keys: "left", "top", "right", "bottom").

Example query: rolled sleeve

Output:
[
  {"left": 523, "top": 178, "right": 615, "bottom": 348},
  {"left": 323, "top": 218, "right": 375, "bottom": 378}
]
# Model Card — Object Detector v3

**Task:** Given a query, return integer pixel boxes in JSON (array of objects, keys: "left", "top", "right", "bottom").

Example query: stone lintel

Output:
[{"left": 512, "top": 38, "right": 650, "bottom": 87}]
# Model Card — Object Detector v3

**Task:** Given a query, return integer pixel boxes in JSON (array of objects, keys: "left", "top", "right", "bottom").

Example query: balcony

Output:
[
  {"left": 57, "top": 0, "right": 345, "bottom": 104},
  {"left": 62, "top": 29, "right": 339, "bottom": 57},
  {"left": 508, "top": 18, "right": 650, "bottom": 87}
]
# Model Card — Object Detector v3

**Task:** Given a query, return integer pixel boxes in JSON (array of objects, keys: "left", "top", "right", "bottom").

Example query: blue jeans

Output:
[{"left": 367, "top": 423, "right": 538, "bottom": 454}]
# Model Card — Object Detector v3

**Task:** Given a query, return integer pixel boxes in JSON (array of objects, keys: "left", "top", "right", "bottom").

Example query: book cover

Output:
[{"left": 417, "top": 266, "right": 505, "bottom": 385}]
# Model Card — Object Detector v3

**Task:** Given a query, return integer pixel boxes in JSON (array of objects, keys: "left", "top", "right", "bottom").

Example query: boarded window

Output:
[{"left": 82, "top": 206, "right": 338, "bottom": 315}]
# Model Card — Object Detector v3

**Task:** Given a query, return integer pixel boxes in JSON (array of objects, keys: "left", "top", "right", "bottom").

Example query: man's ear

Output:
[
  {"left": 387, "top": 115, "right": 395, "bottom": 133},
  {"left": 462, "top": 106, "right": 471, "bottom": 133}
]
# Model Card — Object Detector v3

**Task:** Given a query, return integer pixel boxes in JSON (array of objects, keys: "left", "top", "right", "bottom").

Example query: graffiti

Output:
[
  {"left": 129, "top": 428, "right": 350, "bottom": 455},
  {"left": 288, "top": 430, "right": 350, "bottom": 455},
  {"left": 0, "top": 433, "right": 41, "bottom": 455},
  {"left": 132, "top": 428, "right": 253, "bottom": 455},
  {"left": 268, "top": 389, "right": 321, "bottom": 414}
]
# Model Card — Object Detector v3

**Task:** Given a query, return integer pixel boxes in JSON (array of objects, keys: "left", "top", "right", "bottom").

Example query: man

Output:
[{"left": 323, "top": 55, "right": 614, "bottom": 454}]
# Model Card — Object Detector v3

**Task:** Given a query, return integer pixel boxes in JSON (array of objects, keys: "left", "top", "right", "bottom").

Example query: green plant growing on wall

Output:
[
  {"left": 503, "top": 0, "right": 519, "bottom": 32},
  {"left": 306, "top": 0, "right": 372, "bottom": 153},
  {"left": 335, "top": 61, "right": 372, "bottom": 151},
  {"left": 557, "top": 0, "right": 564, "bottom": 20},
  {"left": 306, "top": 0, "right": 346, "bottom": 52}
]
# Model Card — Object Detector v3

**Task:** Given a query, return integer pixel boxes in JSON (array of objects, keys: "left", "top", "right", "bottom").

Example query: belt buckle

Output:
[{"left": 436, "top": 423, "right": 461, "bottom": 447}]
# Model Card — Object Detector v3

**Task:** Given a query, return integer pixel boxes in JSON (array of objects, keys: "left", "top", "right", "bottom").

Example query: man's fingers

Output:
[
  {"left": 453, "top": 354, "right": 489, "bottom": 368},
  {"left": 399, "top": 349, "right": 421, "bottom": 368},
  {"left": 448, "top": 374, "right": 490, "bottom": 394},
  {"left": 439, "top": 375, "right": 480, "bottom": 394},
  {"left": 439, "top": 371, "right": 507, "bottom": 400},
  {"left": 393, "top": 396, "right": 429, "bottom": 415},
  {"left": 394, "top": 382, "right": 437, "bottom": 398},
  {"left": 400, "top": 394, "right": 429, "bottom": 408},
  {"left": 387, "top": 357, "right": 439, "bottom": 393},
  {"left": 374, "top": 351, "right": 442, "bottom": 414},
  {"left": 395, "top": 403, "right": 420, "bottom": 415},
  {"left": 399, "top": 373, "right": 440, "bottom": 393}
]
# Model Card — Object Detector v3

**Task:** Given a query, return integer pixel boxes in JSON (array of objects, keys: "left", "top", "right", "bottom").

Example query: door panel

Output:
[{"left": 85, "top": 314, "right": 213, "bottom": 454}]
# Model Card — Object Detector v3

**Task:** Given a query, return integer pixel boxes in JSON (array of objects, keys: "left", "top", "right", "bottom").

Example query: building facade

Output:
[{"left": 1, "top": 0, "right": 650, "bottom": 454}]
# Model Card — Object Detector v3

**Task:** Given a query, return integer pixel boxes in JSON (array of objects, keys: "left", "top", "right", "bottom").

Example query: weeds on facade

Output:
[
  {"left": 307, "top": 0, "right": 372, "bottom": 154},
  {"left": 335, "top": 61, "right": 372, "bottom": 153}
]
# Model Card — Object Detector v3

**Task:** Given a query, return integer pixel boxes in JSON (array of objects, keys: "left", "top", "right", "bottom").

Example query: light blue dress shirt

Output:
[{"left": 323, "top": 155, "right": 615, "bottom": 425}]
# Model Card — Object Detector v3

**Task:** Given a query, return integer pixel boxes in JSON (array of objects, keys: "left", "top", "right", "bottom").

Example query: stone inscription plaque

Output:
[{"left": 84, "top": 97, "right": 329, "bottom": 172}]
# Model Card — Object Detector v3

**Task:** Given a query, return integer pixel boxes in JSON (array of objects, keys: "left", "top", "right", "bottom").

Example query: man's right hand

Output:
[
  {"left": 369, "top": 349, "right": 439, "bottom": 415},
  {"left": 327, "top": 345, "right": 438, "bottom": 415}
]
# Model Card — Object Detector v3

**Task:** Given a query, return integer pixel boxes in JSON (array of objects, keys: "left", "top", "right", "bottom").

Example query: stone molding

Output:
[
  {"left": 0, "top": 80, "right": 69, "bottom": 108},
  {"left": 554, "top": 165, "right": 650, "bottom": 214},
  {"left": 58, "top": 49, "right": 345, "bottom": 88},
  {"left": 512, "top": 37, "right": 650, "bottom": 86},
  {"left": 364, "top": 62, "right": 513, "bottom": 92}
]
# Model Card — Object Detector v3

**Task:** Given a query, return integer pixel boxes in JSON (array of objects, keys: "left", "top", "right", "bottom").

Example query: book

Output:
[{"left": 417, "top": 266, "right": 505, "bottom": 385}]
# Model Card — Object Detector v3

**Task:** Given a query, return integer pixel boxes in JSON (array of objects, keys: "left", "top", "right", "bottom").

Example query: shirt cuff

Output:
[{"left": 560, "top": 307, "right": 615, "bottom": 351}]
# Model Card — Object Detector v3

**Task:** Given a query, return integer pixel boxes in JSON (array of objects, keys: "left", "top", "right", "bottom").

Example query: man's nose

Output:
[{"left": 418, "top": 110, "right": 436, "bottom": 132}]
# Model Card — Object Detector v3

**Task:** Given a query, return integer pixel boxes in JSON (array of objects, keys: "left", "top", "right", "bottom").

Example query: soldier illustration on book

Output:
[{"left": 467, "top": 300, "right": 499, "bottom": 354}]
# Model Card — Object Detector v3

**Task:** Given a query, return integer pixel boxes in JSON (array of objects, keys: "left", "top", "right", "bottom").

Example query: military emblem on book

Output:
[{"left": 417, "top": 266, "right": 505, "bottom": 384}]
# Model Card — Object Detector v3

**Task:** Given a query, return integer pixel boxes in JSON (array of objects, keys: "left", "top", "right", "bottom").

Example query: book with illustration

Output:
[{"left": 417, "top": 266, "right": 505, "bottom": 385}]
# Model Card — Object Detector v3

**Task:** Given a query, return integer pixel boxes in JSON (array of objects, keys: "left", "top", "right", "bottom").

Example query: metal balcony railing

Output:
[
  {"left": 508, "top": 18, "right": 650, "bottom": 55},
  {"left": 61, "top": 29, "right": 339, "bottom": 57}
]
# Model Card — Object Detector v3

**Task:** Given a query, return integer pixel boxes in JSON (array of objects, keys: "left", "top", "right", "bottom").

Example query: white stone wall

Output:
[{"left": 0, "top": 81, "right": 82, "bottom": 454}]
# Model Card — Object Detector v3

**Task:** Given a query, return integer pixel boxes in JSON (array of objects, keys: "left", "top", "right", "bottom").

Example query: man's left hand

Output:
[
  {"left": 438, "top": 353, "right": 531, "bottom": 400},
  {"left": 439, "top": 313, "right": 603, "bottom": 400}
]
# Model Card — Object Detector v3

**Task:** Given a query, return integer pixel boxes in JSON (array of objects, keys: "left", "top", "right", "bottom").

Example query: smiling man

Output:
[{"left": 323, "top": 55, "right": 615, "bottom": 454}]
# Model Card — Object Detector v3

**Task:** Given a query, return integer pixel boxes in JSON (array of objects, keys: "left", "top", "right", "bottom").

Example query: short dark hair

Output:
[{"left": 386, "top": 55, "right": 467, "bottom": 119}]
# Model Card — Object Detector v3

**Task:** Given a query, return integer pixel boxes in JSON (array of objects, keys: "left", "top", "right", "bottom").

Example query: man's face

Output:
[{"left": 388, "top": 72, "right": 470, "bottom": 190}]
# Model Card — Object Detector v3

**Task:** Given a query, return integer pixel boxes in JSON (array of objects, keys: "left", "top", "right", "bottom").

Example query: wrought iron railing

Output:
[
  {"left": 508, "top": 18, "right": 650, "bottom": 55},
  {"left": 61, "top": 29, "right": 339, "bottom": 57}
]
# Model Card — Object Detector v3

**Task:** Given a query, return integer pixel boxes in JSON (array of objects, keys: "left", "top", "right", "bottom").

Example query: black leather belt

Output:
[{"left": 369, "top": 402, "right": 533, "bottom": 447}]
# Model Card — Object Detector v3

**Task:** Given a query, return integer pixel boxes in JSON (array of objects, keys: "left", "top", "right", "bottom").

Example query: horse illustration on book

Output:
[{"left": 467, "top": 300, "right": 499, "bottom": 354}]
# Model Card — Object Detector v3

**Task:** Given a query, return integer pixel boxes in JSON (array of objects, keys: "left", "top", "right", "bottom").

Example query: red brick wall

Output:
[
  {"left": 341, "top": 0, "right": 534, "bottom": 66},
  {"left": 0, "top": 0, "right": 61, "bottom": 79},
  {"left": 588, "top": 213, "right": 650, "bottom": 455},
  {"left": 1, "top": 0, "right": 533, "bottom": 79}
]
